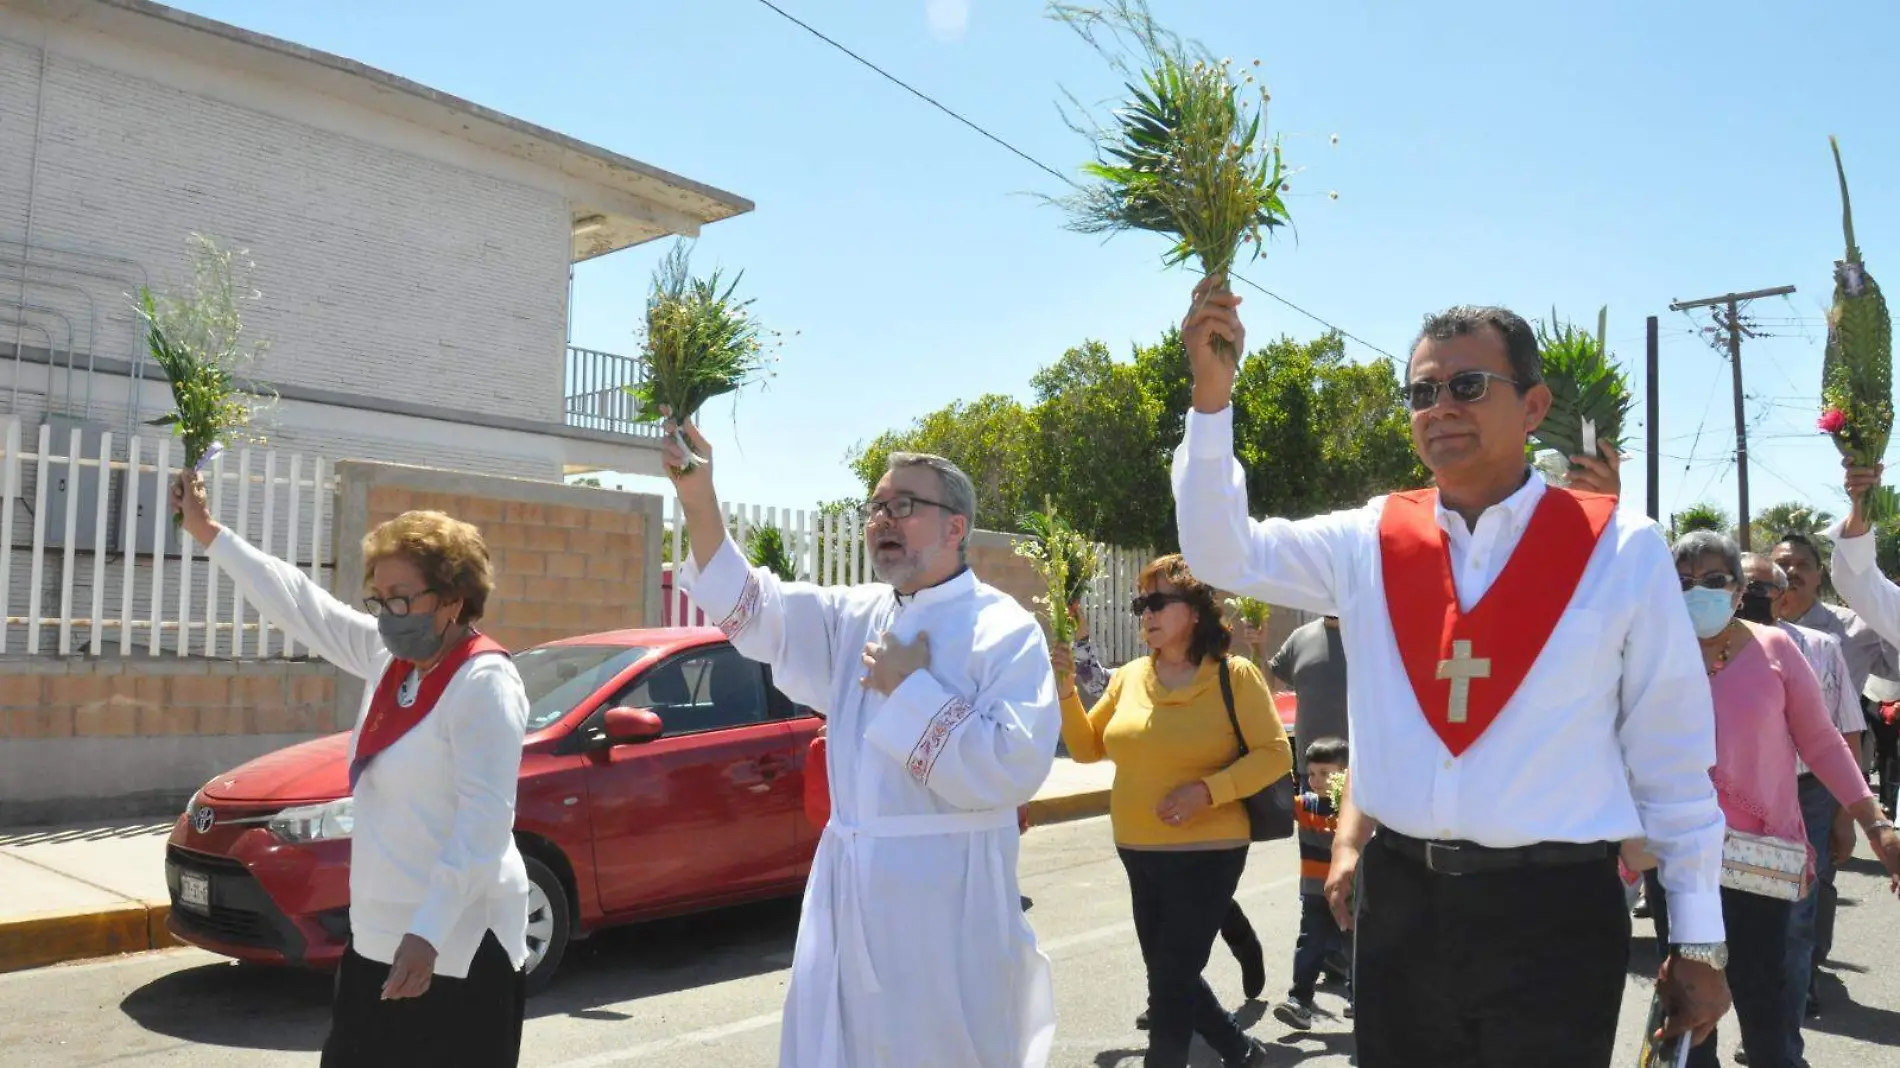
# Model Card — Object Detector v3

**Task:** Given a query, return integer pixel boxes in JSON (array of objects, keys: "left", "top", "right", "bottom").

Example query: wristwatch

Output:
[
  {"left": 1868, "top": 818, "right": 1895, "bottom": 834},
  {"left": 1674, "top": 942, "right": 1729, "bottom": 970}
]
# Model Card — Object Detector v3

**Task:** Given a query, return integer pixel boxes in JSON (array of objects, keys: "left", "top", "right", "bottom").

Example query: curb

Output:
[
  {"left": 0, "top": 899, "right": 179, "bottom": 975},
  {"left": 1025, "top": 788, "right": 1110, "bottom": 827}
]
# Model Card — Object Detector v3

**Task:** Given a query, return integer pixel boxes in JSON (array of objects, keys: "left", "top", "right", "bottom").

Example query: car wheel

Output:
[{"left": 522, "top": 856, "right": 571, "bottom": 997}]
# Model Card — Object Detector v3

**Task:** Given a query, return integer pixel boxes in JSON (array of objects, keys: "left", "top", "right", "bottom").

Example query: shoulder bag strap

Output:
[{"left": 1218, "top": 656, "right": 1249, "bottom": 756}]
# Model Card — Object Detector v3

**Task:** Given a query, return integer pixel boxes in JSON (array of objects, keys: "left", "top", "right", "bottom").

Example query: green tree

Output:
[
  {"left": 1668, "top": 502, "right": 1734, "bottom": 542},
  {"left": 1751, "top": 501, "right": 1835, "bottom": 550},
  {"left": 1027, "top": 341, "right": 1171, "bottom": 549},
  {"left": 847, "top": 394, "right": 1038, "bottom": 532}
]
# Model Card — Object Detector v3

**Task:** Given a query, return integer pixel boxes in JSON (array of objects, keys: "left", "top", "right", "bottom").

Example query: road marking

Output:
[{"left": 540, "top": 872, "right": 1300, "bottom": 1068}]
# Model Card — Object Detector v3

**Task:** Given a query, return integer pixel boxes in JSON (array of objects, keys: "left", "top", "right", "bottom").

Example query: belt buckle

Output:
[{"left": 1424, "top": 840, "right": 1464, "bottom": 876}]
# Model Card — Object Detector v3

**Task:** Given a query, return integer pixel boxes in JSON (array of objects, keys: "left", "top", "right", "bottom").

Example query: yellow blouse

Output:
[{"left": 1060, "top": 654, "right": 1293, "bottom": 847}]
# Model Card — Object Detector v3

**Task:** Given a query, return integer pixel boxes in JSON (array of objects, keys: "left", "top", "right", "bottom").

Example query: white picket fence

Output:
[
  {"left": 658, "top": 498, "right": 1152, "bottom": 667},
  {"left": 0, "top": 417, "right": 335, "bottom": 658}
]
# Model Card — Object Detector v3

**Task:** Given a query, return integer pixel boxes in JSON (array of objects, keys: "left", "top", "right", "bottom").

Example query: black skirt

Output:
[{"left": 321, "top": 931, "right": 526, "bottom": 1067}]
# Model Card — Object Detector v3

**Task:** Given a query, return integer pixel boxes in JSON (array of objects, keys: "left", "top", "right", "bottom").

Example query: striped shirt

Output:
[{"left": 1295, "top": 791, "right": 1339, "bottom": 896}]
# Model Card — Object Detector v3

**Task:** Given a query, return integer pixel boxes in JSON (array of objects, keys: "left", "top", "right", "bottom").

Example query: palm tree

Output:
[
  {"left": 1667, "top": 502, "right": 1734, "bottom": 543},
  {"left": 1751, "top": 501, "right": 1836, "bottom": 549}
]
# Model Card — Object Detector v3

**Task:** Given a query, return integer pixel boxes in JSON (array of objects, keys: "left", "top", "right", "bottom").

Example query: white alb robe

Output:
[{"left": 679, "top": 538, "right": 1061, "bottom": 1068}]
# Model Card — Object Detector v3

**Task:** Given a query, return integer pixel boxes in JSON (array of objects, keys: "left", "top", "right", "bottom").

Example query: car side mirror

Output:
[{"left": 601, "top": 706, "right": 664, "bottom": 745}]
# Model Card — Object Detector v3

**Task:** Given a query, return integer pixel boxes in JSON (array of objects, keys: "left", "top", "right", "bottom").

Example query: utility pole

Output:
[
  {"left": 1668, "top": 285, "right": 1796, "bottom": 551},
  {"left": 1646, "top": 316, "right": 1659, "bottom": 523}
]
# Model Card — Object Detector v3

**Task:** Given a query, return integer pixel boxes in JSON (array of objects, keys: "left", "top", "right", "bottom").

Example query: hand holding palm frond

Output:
[
  {"left": 1533, "top": 306, "right": 1633, "bottom": 472},
  {"left": 1049, "top": 0, "right": 1291, "bottom": 364},
  {"left": 136, "top": 234, "right": 272, "bottom": 504},
  {"left": 1015, "top": 502, "right": 1099, "bottom": 644},
  {"left": 1818, "top": 137, "right": 1893, "bottom": 520},
  {"left": 624, "top": 242, "right": 782, "bottom": 472}
]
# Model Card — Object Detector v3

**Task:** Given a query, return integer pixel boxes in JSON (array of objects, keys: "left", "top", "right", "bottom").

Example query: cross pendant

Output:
[{"left": 1435, "top": 639, "right": 1493, "bottom": 725}]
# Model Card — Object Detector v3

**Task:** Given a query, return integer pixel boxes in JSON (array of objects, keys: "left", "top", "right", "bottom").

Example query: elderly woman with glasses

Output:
[
  {"left": 1639, "top": 530, "right": 1900, "bottom": 1068},
  {"left": 172, "top": 473, "right": 532, "bottom": 1068},
  {"left": 1049, "top": 554, "right": 1291, "bottom": 1068}
]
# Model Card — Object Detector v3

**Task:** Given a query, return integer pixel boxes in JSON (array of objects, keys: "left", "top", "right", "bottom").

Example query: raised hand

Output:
[
  {"left": 1843, "top": 461, "right": 1884, "bottom": 538},
  {"left": 169, "top": 471, "right": 221, "bottom": 548},
  {"left": 1183, "top": 275, "right": 1245, "bottom": 414}
]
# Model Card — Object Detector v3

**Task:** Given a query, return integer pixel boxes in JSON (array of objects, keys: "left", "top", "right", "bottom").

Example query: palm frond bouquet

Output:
[
  {"left": 1048, "top": 0, "right": 1292, "bottom": 365},
  {"left": 1015, "top": 502, "right": 1100, "bottom": 645},
  {"left": 746, "top": 525, "right": 798, "bottom": 583},
  {"left": 1531, "top": 306, "right": 1632, "bottom": 489},
  {"left": 1224, "top": 595, "right": 1270, "bottom": 629},
  {"left": 137, "top": 234, "right": 273, "bottom": 509},
  {"left": 1817, "top": 137, "right": 1894, "bottom": 520},
  {"left": 623, "top": 242, "right": 783, "bottom": 473}
]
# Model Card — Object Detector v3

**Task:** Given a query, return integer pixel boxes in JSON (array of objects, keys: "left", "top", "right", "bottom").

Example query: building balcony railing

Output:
[{"left": 565, "top": 346, "right": 661, "bottom": 439}]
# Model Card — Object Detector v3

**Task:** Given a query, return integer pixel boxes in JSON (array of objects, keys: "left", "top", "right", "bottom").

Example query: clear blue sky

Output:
[{"left": 176, "top": 0, "right": 1899, "bottom": 530}]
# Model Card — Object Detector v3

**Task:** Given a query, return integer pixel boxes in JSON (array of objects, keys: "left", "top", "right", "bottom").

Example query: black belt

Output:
[{"left": 1378, "top": 829, "right": 1616, "bottom": 877}]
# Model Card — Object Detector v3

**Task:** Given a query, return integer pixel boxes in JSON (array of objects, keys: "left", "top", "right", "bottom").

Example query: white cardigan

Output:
[{"left": 208, "top": 529, "right": 531, "bottom": 978}]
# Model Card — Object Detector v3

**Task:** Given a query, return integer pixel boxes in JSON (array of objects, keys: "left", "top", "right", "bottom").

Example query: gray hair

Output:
[
  {"left": 1411, "top": 305, "right": 1543, "bottom": 388},
  {"left": 1739, "top": 552, "right": 1789, "bottom": 590},
  {"left": 886, "top": 452, "right": 977, "bottom": 553},
  {"left": 1673, "top": 530, "right": 1742, "bottom": 584}
]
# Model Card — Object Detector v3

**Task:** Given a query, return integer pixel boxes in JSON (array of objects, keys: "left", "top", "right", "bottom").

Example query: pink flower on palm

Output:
[{"left": 1818, "top": 408, "right": 1848, "bottom": 434}]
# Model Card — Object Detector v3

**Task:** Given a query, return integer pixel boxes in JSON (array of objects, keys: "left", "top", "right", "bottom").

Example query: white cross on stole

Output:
[{"left": 1434, "top": 640, "right": 1492, "bottom": 724}]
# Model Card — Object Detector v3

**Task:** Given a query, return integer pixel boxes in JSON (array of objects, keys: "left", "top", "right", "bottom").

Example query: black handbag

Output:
[{"left": 1218, "top": 657, "right": 1295, "bottom": 842}]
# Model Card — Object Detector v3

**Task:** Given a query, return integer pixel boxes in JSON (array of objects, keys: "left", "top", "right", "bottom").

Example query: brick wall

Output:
[
  {"left": 0, "top": 28, "right": 571, "bottom": 458},
  {"left": 0, "top": 656, "right": 343, "bottom": 825},
  {"left": 336, "top": 461, "right": 665, "bottom": 655}
]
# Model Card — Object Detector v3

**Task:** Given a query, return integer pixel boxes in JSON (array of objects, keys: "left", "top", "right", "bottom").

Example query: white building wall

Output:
[{"left": 0, "top": 24, "right": 572, "bottom": 446}]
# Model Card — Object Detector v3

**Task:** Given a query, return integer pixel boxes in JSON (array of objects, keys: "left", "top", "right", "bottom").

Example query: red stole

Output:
[
  {"left": 1379, "top": 486, "right": 1616, "bottom": 757},
  {"left": 350, "top": 633, "right": 510, "bottom": 789}
]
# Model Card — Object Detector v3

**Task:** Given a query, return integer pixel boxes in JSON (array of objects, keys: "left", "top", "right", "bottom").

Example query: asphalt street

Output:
[{"left": 1, "top": 815, "right": 1895, "bottom": 1067}]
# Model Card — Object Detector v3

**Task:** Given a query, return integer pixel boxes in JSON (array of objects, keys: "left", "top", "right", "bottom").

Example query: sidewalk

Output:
[{"left": 0, "top": 757, "right": 1114, "bottom": 975}]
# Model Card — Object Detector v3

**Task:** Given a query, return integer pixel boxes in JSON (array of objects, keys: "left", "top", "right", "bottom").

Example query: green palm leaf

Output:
[{"left": 1532, "top": 306, "right": 1633, "bottom": 463}]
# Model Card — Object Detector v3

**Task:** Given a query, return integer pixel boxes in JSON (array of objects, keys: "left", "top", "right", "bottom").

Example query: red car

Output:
[{"left": 164, "top": 627, "right": 823, "bottom": 994}]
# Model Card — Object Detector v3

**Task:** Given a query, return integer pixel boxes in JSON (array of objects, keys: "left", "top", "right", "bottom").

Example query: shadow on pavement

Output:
[
  {"left": 1805, "top": 969, "right": 1900, "bottom": 1046},
  {"left": 118, "top": 897, "right": 802, "bottom": 1051}
]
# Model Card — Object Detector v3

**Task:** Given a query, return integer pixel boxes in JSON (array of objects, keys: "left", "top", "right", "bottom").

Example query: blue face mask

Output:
[{"left": 1683, "top": 586, "right": 1737, "bottom": 639}]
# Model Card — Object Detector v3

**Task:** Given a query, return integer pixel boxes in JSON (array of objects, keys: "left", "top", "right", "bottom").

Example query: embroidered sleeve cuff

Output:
[
  {"left": 1826, "top": 519, "right": 1877, "bottom": 573},
  {"left": 1182, "top": 406, "right": 1236, "bottom": 459},
  {"left": 677, "top": 537, "right": 762, "bottom": 639},
  {"left": 1664, "top": 890, "right": 1725, "bottom": 946},
  {"left": 865, "top": 669, "right": 977, "bottom": 786}
]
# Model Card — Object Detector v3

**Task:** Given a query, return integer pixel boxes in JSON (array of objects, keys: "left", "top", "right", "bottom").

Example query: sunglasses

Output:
[
  {"left": 1679, "top": 573, "right": 1734, "bottom": 592},
  {"left": 1743, "top": 581, "right": 1783, "bottom": 597},
  {"left": 1129, "top": 592, "right": 1189, "bottom": 616},
  {"left": 1402, "top": 370, "right": 1521, "bottom": 412}
]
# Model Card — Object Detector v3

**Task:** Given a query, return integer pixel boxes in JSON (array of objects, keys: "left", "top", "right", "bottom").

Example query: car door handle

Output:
[{"left": 755, "top": 754, "right": 792, "bottom": 779}]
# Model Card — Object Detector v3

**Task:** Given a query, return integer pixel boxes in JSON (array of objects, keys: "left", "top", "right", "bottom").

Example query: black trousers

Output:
[
  {"left": 1290, "top": 892, "right": 1350, "bottom": 1003},
  {"left": 1354, "top": 832, "right": 1629, "bottom": 1068},
  {"left": 1119, "top": 846, "right": 1252, "bottom": 1068},
  {"left": 321, "top": 932, "right": 527, "bottom": 1067},
  {"left": 1647, "top": 873, "right": 1795, "bottom": 1068}
]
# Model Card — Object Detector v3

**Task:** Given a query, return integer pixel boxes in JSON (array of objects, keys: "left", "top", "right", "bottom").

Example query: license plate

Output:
[{"left": 178, "top": 871, "right": 209, "bottom": 913}]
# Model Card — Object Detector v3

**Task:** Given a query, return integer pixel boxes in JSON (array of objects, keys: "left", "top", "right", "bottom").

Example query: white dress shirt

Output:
[
  {"left": 1173, "top": 406, "right": 1727, "bottom": 943},
  {"left": 208, "top": 529, "right": 532, "bottom": 978},
  {"left": 1777, "top": 622, "right": 1863, "bottom": 776}
]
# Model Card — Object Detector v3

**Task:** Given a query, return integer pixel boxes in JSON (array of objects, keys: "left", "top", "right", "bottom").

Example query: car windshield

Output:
[{"left": 518, "top": 644, "right": 650, "bottom": 732}]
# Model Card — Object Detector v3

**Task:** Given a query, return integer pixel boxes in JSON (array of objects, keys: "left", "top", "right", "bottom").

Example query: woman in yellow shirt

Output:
[{"left": 1051, "top": 554, "right": 1292, "bottom": 1068}]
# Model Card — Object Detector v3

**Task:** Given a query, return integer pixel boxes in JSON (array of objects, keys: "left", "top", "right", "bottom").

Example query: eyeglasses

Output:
[
  {"left": 1402, "top": 370, "right": 1521, "bottom": 412},
  {"left": 362, "top": 590, "right": 440, "bottom": 617},
  {"left": 1678, "top": 573, "right": 1734, "bottom": 592},
  {"left": 1129, "top": 592, "right": 1189, "bottom": 616},
  {"left": 857, "top": 495, "right": 953, "bottom": 523},
  {"left": 1743, "top": 580, "right": 1784, "bottom": 597}
]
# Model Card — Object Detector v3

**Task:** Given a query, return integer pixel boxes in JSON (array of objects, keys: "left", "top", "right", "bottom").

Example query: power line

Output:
[{"left": 750, "top": 0, "right": 1402, "bottom": 362}]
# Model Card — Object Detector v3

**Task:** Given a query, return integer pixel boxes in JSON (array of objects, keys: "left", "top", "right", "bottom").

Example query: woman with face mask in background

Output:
[
  {"left": 173, "top": 472, "right": 532, "bottom": 1068},
  {"left": 1647, "top": 530, "right": 1900, "bottom": 1068}
]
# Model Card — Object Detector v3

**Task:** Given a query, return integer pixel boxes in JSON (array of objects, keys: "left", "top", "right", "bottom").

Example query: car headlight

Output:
[{"left": 269, "top": 798, "right": 355, "bottom": 842}]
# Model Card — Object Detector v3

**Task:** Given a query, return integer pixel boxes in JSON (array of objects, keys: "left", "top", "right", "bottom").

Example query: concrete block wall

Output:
[
  {"left": 335, "top": 460, "right": 665, "bottom": 656},
  {"left": 0, "top": 655, "right": 343, "bottom": 825}
]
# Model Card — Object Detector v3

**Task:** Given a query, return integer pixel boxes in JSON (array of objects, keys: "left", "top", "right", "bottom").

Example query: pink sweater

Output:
[{"left": 1708, "top": 625, "right": 1872, "bottom": 845}]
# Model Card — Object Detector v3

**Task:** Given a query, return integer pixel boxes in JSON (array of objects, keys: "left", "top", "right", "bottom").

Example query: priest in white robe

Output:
[{"left": 665, "top": 417, "right": 1061, "bottom": 1068}]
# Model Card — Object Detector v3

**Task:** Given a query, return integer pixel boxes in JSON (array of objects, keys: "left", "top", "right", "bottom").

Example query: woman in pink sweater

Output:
[{"left": 1650, "top": 531, "right": 1900, "bottom": 1068}]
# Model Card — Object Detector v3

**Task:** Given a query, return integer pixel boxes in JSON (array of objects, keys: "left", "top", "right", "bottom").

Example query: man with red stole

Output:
[{"left": 1170, "top": 288, "right": 1733, "bottom": 1067}]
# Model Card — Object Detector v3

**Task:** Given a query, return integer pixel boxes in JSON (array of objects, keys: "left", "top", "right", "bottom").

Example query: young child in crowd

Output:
[{"left": 1272, "top": 736, "right": 1352, "bottom": 1031}]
